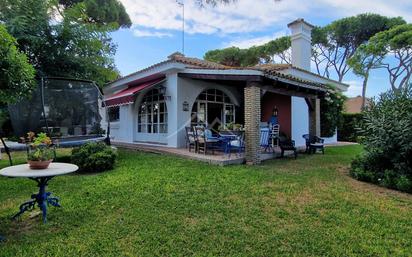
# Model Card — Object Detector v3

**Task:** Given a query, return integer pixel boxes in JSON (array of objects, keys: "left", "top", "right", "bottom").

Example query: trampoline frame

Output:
[{"left": 0, "top": 76, "right": 111, "bottom": 166}]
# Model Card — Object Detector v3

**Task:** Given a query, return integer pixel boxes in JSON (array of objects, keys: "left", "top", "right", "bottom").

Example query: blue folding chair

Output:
[{"left": 260, "top": 128, "right": 272, "bottom": 152}]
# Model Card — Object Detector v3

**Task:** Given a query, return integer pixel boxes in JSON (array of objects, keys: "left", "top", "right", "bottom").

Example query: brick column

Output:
[
  {"left": 308, "top": 98, "right": 320, "bottom": 137},
  {"left": 244, "top": 83, "right": 261, "bottom": 165}
]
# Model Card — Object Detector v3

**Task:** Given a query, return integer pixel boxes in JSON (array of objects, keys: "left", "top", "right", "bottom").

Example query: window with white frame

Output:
[
  {"left": 138, "top": 89, "right": 168, "bottom": 133},
  {"left": 191, "top": 89, "right": 235, "bottom": 127}
]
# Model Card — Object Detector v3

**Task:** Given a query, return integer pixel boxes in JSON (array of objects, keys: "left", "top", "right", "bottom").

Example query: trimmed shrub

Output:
[
  {"left": 337, "top": 113, "right": 363, "bottom": 142},
  {"left": 71, "top": 142, "right": 117, "bottom": 173},
  {"left": 350, "top": 86, "right": 412, "bottom": 193}
]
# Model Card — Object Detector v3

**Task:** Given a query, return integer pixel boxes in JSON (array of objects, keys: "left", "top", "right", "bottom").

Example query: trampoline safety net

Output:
[{"left": 8, "top": 78, "right": 108, "bottom": 143}]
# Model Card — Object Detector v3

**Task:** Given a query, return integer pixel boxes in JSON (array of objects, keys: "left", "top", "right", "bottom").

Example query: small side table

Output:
[{"left": 0, "top": 163, "right": 78, "bottom": 223}]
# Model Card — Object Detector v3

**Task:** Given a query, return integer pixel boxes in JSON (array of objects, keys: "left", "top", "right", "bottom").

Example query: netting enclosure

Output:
[{"left": 8, "top": 77, "right": 109, "bottom": 147}]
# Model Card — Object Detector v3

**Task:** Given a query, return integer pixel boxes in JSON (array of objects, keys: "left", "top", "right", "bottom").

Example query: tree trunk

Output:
[{"left": 361, "top": 74, "right": 369, "bottom": 110}]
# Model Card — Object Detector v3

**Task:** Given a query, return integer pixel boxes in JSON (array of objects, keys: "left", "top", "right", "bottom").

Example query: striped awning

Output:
[{"left": 104, "top": 77, "right": 165, "bottom": 107}]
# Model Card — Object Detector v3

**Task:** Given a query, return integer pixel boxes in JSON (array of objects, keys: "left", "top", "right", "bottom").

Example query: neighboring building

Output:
[
  {"left": 103, "top": 19, "right": 349, "bottom": 164},
  {"left": 345, "top": 96, "right": 370, "bottom": 113}
]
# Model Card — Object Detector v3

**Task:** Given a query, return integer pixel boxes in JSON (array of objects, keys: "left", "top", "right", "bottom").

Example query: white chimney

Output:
[{"left": 287, "top": 18, "right": 314, "bottom": 71}]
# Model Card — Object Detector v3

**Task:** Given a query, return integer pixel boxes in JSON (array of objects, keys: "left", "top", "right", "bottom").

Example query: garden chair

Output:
[
  {"left": 302, "top": 134, "right": 325, "bottom": 154},
  {"left": 279, "top": 135, "right": 297, "bottom": 159},
  {"left": 222, "top": 131, "right": 245, "bottom": 157},
  {"left": 193, "top": 126, "right": 220, "bottom": 155},
  {"left": 260, "top": 128, "right": 272, "bottom": 152},
  {"left": 271, "top": 124, "right": 280, "bottom": 148},
  {"left": 185, "top": 126, "right": 196, "bottom": 152}
]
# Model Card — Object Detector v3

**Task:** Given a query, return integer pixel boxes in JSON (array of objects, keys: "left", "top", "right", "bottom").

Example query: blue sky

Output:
[{"left": 111, "top": 0, "right": 412, "bottom": 97}]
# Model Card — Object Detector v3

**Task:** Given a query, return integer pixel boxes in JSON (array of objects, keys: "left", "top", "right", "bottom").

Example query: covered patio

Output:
[{"left": 179, "top": 68, "right": 326, "bottom": 165}]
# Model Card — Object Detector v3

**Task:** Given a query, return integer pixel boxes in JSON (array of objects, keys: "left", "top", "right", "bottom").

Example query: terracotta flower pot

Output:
[{"left": 28, "top": 160, "right": 53, "bottom": 169}]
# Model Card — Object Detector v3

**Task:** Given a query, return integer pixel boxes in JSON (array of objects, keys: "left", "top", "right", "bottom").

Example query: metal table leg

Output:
[{"left": 12, "top": 177, "right": 60, "bottom": 223}]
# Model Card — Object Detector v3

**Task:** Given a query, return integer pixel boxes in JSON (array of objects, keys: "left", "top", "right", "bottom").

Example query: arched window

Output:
[
  {"left": 138, "top": 89, "right": 167, "bottom": 133},
  {"left": 191, "top": 89, "right": 235, "bottom": 128}
]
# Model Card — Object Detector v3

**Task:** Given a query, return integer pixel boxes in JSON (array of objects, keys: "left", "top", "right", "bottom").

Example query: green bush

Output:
[
  {"left": 71, "top": 142, "right": 117, "bottom": 173},
  {"left": 396, "top": 176, "right": 412, "bottom": 192},
  {"left": 350, "top": 86, "right": 412, "bottom": 193},
  {"left": 337, "top": 113, "right": 363, "bottom": 142},
  {"left": 320, "top": 85, "right": 347, "bottom": 137}
]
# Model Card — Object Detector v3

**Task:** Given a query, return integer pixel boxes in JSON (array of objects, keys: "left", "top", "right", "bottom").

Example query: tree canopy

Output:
[
  {"left": 204, "top": 13, "right": 407, "bottom": 106},
  {"left": 204, "top": 46, "right": 260, "bottom": 67},
  {"left": 313, "top": 13, "right": 405, "bottom": 82},
  {"left": 0, "top": 24, "right": 36, "bottom": 104},
  {"left": 350, "top": 24, "right": 412, "bottom": 91},
  {"left": 0, "top": 0, "right": 131, "bottom": 86},
  {"left": 57, "top": 0, "right": 131, "bottom": 28},
  {"left": 204, "top": 36, "right": 290, "bottom": 67}
]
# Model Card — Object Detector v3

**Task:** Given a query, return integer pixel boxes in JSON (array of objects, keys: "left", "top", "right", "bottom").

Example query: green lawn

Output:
[{"left": 1, "top": 145, "right": 412, "bottom": 256}]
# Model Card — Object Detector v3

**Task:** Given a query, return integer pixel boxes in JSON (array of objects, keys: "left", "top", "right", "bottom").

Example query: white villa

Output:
[{"left": 103, "top": 19, "right": 348, "bottom": 164}]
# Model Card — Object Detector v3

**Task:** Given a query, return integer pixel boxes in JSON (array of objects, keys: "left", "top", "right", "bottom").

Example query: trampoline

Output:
[{"left": 1, "top": 77, "right": 110, "bottom": 165}]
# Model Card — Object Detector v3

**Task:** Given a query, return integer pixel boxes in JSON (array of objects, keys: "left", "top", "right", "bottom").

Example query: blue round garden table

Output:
[{"left": 0, "top": 163, "right": 78, "bottom": 223}]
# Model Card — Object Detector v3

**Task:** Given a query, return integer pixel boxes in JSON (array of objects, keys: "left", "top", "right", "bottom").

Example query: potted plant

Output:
[
  {"left": 26, "top": 132, "right": 54, "bottom": 169},
  {"left": 218, "top": 123, "right": 244, "bottom": 132}
]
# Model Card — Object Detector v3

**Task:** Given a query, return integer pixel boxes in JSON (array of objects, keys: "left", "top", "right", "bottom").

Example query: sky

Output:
[{"left": 111, "top": 0, "right": 412, "bottom": 98}]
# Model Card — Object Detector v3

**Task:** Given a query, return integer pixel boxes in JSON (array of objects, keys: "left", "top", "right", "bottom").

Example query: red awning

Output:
[{"left": 104, "top": 77, "right": 165, "bottom": 107}]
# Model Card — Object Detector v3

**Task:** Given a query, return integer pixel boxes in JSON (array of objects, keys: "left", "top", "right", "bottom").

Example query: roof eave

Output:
[
  {"left": 104, "top": 62, "right": 185, "bottom": 94},
  {"left": 279, "top": 67, "right": 349, "bottom": 91}
]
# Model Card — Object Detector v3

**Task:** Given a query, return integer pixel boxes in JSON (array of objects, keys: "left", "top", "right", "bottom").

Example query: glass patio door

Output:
[{"left": 191, "top": 89, "right": 236, "bottom": 128}]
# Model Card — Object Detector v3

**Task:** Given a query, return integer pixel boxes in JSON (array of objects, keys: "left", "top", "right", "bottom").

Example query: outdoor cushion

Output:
[
  {"left": 205, "top": 129, "right": 213, "bottom": 139},
  {"left": 198, "top": 138, "right": 219, "bottom": 143},
  {"left": 311, "top": 143, "right": 323, "bottom": 147},
  {"left": 230, "top": 139, "right": 241, "bottom": 147},
  {"left": 187, "top": 132, "right": 195, "bottom": 142}
]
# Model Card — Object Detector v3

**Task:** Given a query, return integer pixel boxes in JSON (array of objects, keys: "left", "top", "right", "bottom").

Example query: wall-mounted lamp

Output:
[
  {"left": 158, "top": 86, "right": 171, "bottom": 101},
  {"left": 158, "top": 85, "right": 166, "bottom": 95},
  {"left": 182, "top": 101, "right": 189, "bottom": 111}
]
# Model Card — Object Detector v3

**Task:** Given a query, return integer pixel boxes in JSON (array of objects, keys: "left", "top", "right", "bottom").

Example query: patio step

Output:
[{"left": 112, "top": 141, "right": 245, "bottom": 166}]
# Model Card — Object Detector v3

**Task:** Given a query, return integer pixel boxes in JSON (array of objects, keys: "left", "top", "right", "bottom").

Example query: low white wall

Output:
[{"left": 291, "top": 96, "right": 309, "bottom": 147}]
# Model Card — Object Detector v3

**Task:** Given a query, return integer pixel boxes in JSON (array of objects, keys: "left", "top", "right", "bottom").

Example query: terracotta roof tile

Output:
[
  {"left": 107, "top": 53, "right": 329, "bottom": 91},
  {"left": 168, "top": 52, "right": 229, "bottom": 69}
]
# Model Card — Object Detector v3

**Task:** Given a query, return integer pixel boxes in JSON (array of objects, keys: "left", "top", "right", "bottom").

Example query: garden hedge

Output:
[
  {"left": 350, "top": 86, "right": 412, "bottom": 193},
  {"left": 337, "top": 113, "right": 363, "bottom": 142}
]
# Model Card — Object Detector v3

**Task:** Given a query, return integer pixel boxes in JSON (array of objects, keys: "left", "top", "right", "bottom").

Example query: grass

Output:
[{"left": 1, "top": 145, "right": 412, "bottom": 256}]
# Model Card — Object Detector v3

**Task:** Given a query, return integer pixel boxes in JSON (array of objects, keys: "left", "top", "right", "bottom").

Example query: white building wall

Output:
[
  {"left": 165, "top": 73, "right": 179, "bottom": 147},
  {"left": 131, "top": 80, "right": 170, "bottom": 145},
  {"left": 174, "top": 77, "right": 241, "bottom": 148},
  {"left": 291, "top": 96, "right": 309, "bottom": 147},
  {"left": 110, "top": 105, "right": 134, "bottom": 142}
]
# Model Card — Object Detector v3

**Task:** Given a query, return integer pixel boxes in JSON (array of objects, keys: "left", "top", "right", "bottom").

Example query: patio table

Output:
[
  {"left": 0, "top": 163, "right": 78, "bottom": 223},
  {"left": 219, "top": 132, "right": 243, "bottom": 155}
]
